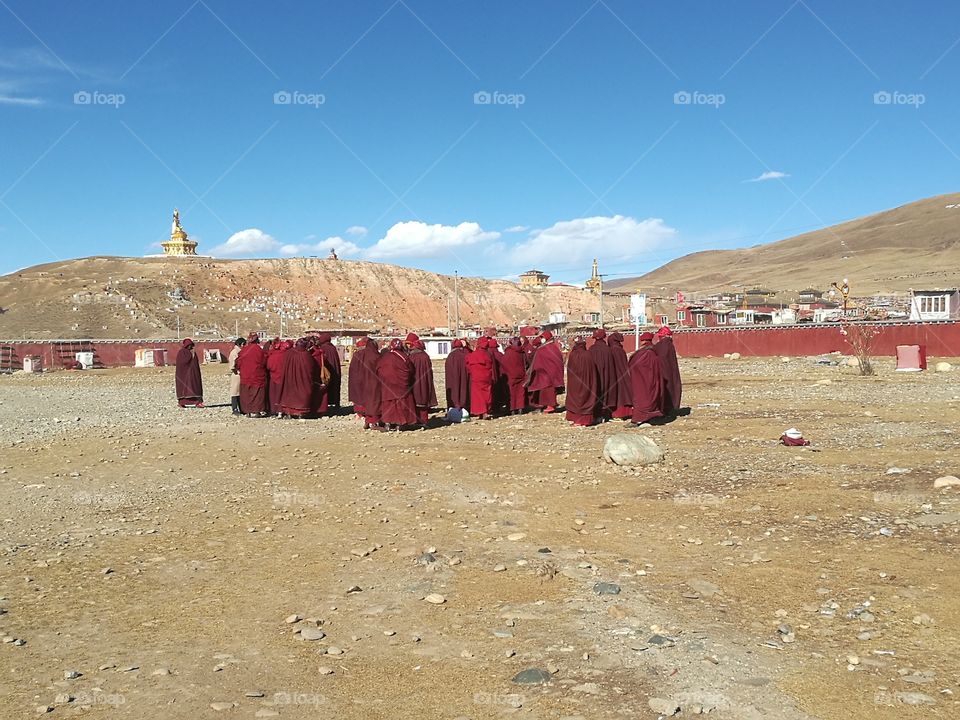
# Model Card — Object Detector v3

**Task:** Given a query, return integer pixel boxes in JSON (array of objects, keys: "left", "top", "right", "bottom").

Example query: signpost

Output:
[{"left": 629, "top": 293, "right": 647, "bottom": 348}]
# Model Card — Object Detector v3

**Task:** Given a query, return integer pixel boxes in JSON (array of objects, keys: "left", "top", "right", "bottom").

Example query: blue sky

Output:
[{"left": 1, "top": 1, "right": 958, "bottom": 283}]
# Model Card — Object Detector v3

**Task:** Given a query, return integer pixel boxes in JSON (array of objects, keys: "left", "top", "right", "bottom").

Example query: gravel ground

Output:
[{"left": 0, "top": 356, "right": 958, "bottom": 719}]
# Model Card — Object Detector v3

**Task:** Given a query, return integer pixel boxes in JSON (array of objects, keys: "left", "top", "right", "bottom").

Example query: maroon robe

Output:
[
  {"left": 279, "top": 347, "right": 320, "bottom": 416},
  {"left": 465, "top": 347, "right": 495, "bottom": 416},
  {"left": 377, "top": 349, "right": 417, "bottom": 426},
  {"left": 565, "top": 340, "right": 599, "bottom": 426},
  {"left": 629, "top": 346, "right": 664, "bottom": 424},
  {"left": 174, "top": 346, "right": 203, "bottom": 404},
  {"left": 348, "top": 346, "right": 365, "bottom": 412},
  {"left": 608, "top": 333, "right": 633, "bottom": 419},
  {"left": 409, "top": 347, "right": 437, "bottom": 424},
  {"left": 266, "top": 346, "right": 287, "bottom": 415},
  {"left": 353, "top": 342, "right": 382, "bottom": 423},
  {"left": 526, "top": 341, "right": 564, "bottom": 409},
  {"left": 589, "top": 336, "right": 618, "bottom": 415},
  {"left": 653, "top": 337, "right": 682, "bottom": 413},
  {"left": 500, "top": 344, "right": 528, "bottom": 411},
  {"left": 315, "top": 335, "right": 342, "bottom": 408},
  {"left": 237, "top": 342, "right": 267, "bottom": 414},
  {"left": 444, "top": 347, "right": 469, "bottom": 409}
]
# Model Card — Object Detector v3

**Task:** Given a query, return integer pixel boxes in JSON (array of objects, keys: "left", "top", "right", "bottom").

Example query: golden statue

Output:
[{"left": 162, "top": 207, "right": 198, "bottom": 256}]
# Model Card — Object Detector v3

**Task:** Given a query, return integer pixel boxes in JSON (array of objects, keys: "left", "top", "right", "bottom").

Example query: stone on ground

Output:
[{"left": 603, "top": 434, "right": 664, "bottom": 466}]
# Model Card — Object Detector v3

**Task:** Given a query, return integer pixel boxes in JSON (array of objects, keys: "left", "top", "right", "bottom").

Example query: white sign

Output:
[{"left": 629, "top": 293, "right": 647, "bottom": 323}]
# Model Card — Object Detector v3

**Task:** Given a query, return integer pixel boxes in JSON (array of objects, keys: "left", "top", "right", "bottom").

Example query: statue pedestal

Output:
[{"left": 162, "top": 229, "right": 198, "bottom": 256}]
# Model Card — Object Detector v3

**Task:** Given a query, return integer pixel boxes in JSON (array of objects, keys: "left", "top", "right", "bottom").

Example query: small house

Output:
[{"left": 909, "top": 289, "right": 960, "bottom": 321}]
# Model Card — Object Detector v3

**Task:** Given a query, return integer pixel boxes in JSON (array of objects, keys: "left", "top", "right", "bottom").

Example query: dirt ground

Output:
[{"left": 0, "top": 356, "right": 958, "bottom": 719}]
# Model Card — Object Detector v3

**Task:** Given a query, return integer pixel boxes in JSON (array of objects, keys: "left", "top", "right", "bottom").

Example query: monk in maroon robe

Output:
[
  {"left": 351, "top": 338, "right": 382, "bottom": 429},
  {"left": 465, "top": 337, "right": 496, "bottom": 418},
  {"left": 405, "top": 334, "right": 437, "bottom": 428},
  {"left": 315, "top": 333, "right": 342, "bottom": 412},
  {"left": 500, "top": 338, "right": 528, "bottom": 414},
  {"left": 629, "top": 332, "right": 664, "bottom": 425},
  {"left": 348, "top": 338, "right": 368, "bottom": 417},
  {"left": 444, "top": 339, "right": 470, "bottom": 410},
  {"left": 486, "top": 338, "right": 509, "bottom": 416},
  {"left": 588, "top": 329, "right": 618, "bottom": 420},
  {"left": 175, "top": 339, "right": 204, "bottom": 407},
  {"left": 526, "top": 331, "right": 564, "bottom": 413},
  {"left": 237, "top": 333, "right": 267, "bottom": 417},
  {"left": 377, "top": 339, "right": 417, "bottom": 429},
  {"left": 266, "top": 339, "right": 289, "bottom": 415},
  {"left": 607, "top": 332, "right": 633, "bottom": 419},
  {"left": 653, "top": 326, "right": 682, "bottom": 414},
  {"left": 279, "top": 339, "right": 320, "bottom": 418},
  {"left": 565, "top": 338, "right": 599, "bottom": 426}
]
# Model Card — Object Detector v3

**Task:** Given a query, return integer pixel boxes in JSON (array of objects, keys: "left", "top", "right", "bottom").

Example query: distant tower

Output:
[
  {"left": 585, "top": 258, "right": 601, "bottom": 295},
  {"left": 162, "top": 208, "right": 198, "bottom": 256}
]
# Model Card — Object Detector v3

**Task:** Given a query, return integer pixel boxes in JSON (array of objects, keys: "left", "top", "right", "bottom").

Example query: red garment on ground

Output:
[
  {"left": 377, "top": 349, "right": 417, "bottom": 425},
  {"left": 629, "top": 346, "right": 664, "bottom": 424},
  {"left": 500, "top": 345, "right": 528, "bottom": 411},
  {"left": 408, "top": 348, "right": 437, "bottom": 410},
  {"left": 565, "top": 340, "right": 599, "bottom": 425},
  {"left": 444, "top": 346, "right": 469, "bottom": 409},
  {"left": 652, "top": 337, "right": 682, "bottom": 412},
  {"left": 588, "top": 337, "right": 618, "bottom": 412},
  {"left": 237, "top": 343, "right": 267, "bottom": 388},
  {"left": 174, "top": 347, "right": 203, "bottom": 402},
  {"left": 465, "top": 347, "right": 495, "bottom": 416},
  {"left": 279, "top": 348, "right": 320, "bottom": 416}
]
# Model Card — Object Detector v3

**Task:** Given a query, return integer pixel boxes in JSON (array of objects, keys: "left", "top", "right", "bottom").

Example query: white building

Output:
[{"left": 909, "top": 289, "right": 960, "bottom": 321}]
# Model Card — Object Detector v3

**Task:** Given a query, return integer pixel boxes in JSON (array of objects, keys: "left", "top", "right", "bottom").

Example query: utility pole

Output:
[
  {"left": 176, "top": 315, "right": 181, "bottom": 340},
  {"left": 279, "top": 311, "right": 284, "bottom": 339},
  {"left": 454, "top": 271, "right": 461, "bottom": 338},
  {"left": 598, "top": 274, "right": 604, "bottom": 329},
  {"left": 235, "top": 319, "right": 239, "bottom": 338}
]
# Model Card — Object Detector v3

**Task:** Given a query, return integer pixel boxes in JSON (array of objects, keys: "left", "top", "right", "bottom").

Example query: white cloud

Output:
[
  {"left": 747, "top": 170, "right": 789, "bottom": 183},
  {"left": 0, "top": 95, "right": 43, "bottom": 106},
  {"left": 366, "top": 221, "right": 500, "bottom": 259},
  {"left": 504, "top": 225, "right": 528, "bottom": 233},
  {"left": 280, "top": 236, "right": 361, "bottom": 257},
  {"left": 346, "top": 225, "right": 368, "bottom": 237},
  {"left": 509, "top": 215, "right": 676, "bottom": 268},
  {"left": 209, "top": 228, "right": 279, "bottom": 257}
]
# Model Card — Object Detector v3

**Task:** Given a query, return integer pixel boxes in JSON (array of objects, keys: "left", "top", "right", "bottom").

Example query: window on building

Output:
[
  {"left": 919, "top": 295, "right": 946, "bottom": 314},
  {"left": 436, "top": 342, "right": 450, "bottom": 355},
  {"left": 695, "top": 314, "right": 706, "bottom": 327},
  {"left": 716, "top": 313, "right": 727, "bottom": 325},
  {"left": 657, "top": 314, "right": 668, "bottom": 326},
  {"left": 676, "top": 311, "right": 686, "bottom": 322}
]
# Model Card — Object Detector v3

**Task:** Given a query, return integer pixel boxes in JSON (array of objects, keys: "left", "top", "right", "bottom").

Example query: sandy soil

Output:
[{"left": 0, "top": 357, "right": 958, "bottom": 719}]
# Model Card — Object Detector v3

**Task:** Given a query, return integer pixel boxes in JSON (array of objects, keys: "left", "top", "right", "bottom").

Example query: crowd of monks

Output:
[{"left": 173, "top": 326, "right": 683, "bottom": 430}]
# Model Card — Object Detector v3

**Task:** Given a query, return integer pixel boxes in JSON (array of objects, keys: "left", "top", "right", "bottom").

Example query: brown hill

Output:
[
  {"left": 608, "top": 193, "right": 960, "bottom": 296},
  {"left": 0, "top": 257, "right": 599, "bottom": 340}
]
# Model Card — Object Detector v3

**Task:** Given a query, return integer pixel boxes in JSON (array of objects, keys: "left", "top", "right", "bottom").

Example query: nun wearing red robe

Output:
[
  {"left": 588, "top": 328, "right": 618, "bottom": 420},
  {"left": 353, "top": 338, "right": 382, "bottom": 428},
  {"left": 607, "top": 332, "right": 633, "bottom": 419},
  {"left": 526, "top": 331, "right": 564, "bottom": 412},
  {"left": 444, "top": 339, "right": 470, "bottom": 410},
  {"left": 465, "top": 337, "right": 496, "bottom": 418},
  {"left": 266, "top": 340, "right": 289, "bottom": 415},
  {"left": 315, "top": 333, "right": 343, "bottom": 412},
  {"left": 279, "top": 339, "right": 320, "bottom": 418},
  {"left": 486, "top": 338, "right": 509, "bottom": 416},
  {"left": 629, "top": 332, "right": 664, "bottom": 425},
  {"left": 237, "top": 333, "right": 268, "bottom": 417},
  {"left": 377, "top": 339, "right": 417, "bottom": 429},
  {"left": 174, "top": 339, "right": 204, "bottom": 407},
  {"left": 500, "top": 338, "right": 528, "bottom": 414},
  {"left": 565, "top": 337, "right": 600, "bottom": 426},
  {"left": 405, "top": 334, "right": 437, "bottom": 428},
  {"left": 652, "top": 326, "right": 682, "bottom": 414},
  {"left": 348, "top": 337, "right": 369, "bottom": 417}
]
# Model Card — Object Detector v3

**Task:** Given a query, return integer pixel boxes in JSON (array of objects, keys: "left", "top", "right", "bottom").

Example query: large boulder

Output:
[
  {"left": 603, "top": 434, "right": 664, "bottom": 466},
  {"left": 935, "top": 362, "right": 953, "bottom": 373}
]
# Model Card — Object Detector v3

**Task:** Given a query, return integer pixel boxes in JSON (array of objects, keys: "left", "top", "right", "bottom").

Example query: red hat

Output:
[
  {"left": 477, "top": 337, "right": 489, "bottom": 349},
  {"left": 404, "top": 332, "right": 419, "bottom": 345},
  {"left": 356, "top": 337, "right": 368, "bottom": 347},
  {"left": 389, "top": 338, "right": 403, "bottom": 351},
  {"left": 541, "top": 330, "right": 553, "bottom": 341},
  {"left": 452, "top": 338, "right": 464, "bottom": 348},
  {"left": 657, "top": 326, "right": 673, "bottom": 337},
  {"left": 592, "top": 328, "right": 607, "bottom": 340},
  {"left": 416, "top": 340, "right": 426, "bottom": 350},
  {"left": 182, "top": 338, "right": 194, "bottom": 348},
  {"left": 639, "top": 332, "right": 655, "bottom": 343}
]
